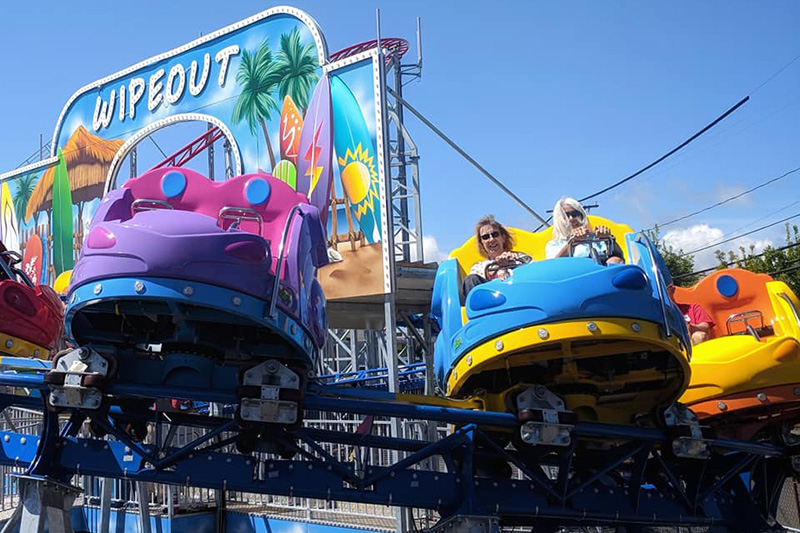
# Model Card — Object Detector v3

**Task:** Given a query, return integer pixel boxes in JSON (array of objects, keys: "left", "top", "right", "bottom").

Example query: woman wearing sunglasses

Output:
[
  {"left": 545, "top": 197, "right": 624, "bottom": 264},
  {"left": 463, "top": 215, "right": 532, "bottom": 295}
]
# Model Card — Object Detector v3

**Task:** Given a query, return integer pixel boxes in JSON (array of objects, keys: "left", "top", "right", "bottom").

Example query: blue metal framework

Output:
[
  {"left": 0, "top": 359, "right": 794, "bottom": 532},
  {"left": 318, "top": 362, "right": 426, "bottom": 391}
]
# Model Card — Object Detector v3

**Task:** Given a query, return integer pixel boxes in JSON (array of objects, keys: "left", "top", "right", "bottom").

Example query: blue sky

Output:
[{"left": 1, "top": 1, "right": 799, "bottom": 269}]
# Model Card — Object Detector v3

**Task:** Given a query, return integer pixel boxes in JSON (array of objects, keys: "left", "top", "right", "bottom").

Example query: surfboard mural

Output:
[
  {"left": 22, "top": 234, "right": 43, "bottom": 285},
  {"left": 0, "top": 9, "right": 392, "bottom": 299},
  {"left": 280, "top": 95, "right": 303, "bottom": 166},
  {"left": 331, "top": 75, "right": 382, "bottom": 244},
  {"left": 273, "top": 160, "right": 298, "bottom": 190},
  {"left": 51, "top": 149, "right": 74, "bottom": 276},
  {"left": 0, "top": 182, "right": 20, "bottom": 253},
  {"left": 298, "top": 75, "right": 333, "bottom": 229}
]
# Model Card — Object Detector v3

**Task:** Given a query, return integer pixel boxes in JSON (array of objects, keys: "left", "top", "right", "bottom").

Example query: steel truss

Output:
[{"left": 0, "top": 365, "right": 795, "bottom": 532}]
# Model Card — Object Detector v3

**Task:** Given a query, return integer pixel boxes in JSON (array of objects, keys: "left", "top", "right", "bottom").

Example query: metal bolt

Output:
[
  {"left": 587, "top": 321, "right": 598, "bottom": 332},
  {"left": 5, "top": 340, "right": 12, "bottom": 349},
  {"left": 538, "top": 328, "right": 549, "bottom": 340},
  {"left": 183, "top": 286, "right": 194, "bottom": 296},
  {"left": 466, "top": 355, "right": 473, "bottom": 366},
  {"left": 134, "top": 281, "right": 145, "bottom": 294},
  {"left": 33, "top": 349, "right": 40, "bottom": 357},
  {"left": 717, "top": 401, "right": 727, "bottom": 411},
  {"left": 291, "top": 325, "right": 297, "bottom": 335},
  {"left": 3, "top": 436, "right": 9, "bottom": 443},
  {"left": 631, "top": 322, "right": 641, "bottom": 332},
  {"left": 495, "top": 340, "right": 504, "bottom": 351},
  {"left": 232, "top": 296, "right": 242, "bottom": 307},
  {"left": 266, "top": 361, "right": 280, "bottom": 374},
  {"left": 93, "top": 283, "right": 102, "bottom": 295},
  {"left": 757, "top": 393, "right": 768, "bottom": 403}
]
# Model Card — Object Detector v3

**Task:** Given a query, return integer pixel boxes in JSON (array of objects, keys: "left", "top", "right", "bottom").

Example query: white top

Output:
[
  {"left": 469, "top": 251, "right": 531, "bottom": 279},
  {"left": 545, "top": 239, "right": 610, "bottom": 260}
]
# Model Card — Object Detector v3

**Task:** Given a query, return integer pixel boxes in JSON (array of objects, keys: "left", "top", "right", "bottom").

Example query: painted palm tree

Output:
[
  {"left": 275, "top": 28, "right": 320, "bottom": 113},
  {"left": 233, "top": 39, "right": 281, "bottom": 168},
  {"left": 12, "top": 173, "right": 37, "bottom": 227}
]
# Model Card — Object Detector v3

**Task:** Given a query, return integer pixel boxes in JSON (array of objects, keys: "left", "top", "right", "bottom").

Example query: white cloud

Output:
[
  {"left": 662, "top": 224, "right": 724, "bottom": 269},
  {"left": 410, "top": 234, "right": 448, "bottom": 263},
  {"left": 663, "top": 224, "right": 723, "bottom": 254},
  {"left": 662, "top": 224, "right": 775, "bottom": 270}
]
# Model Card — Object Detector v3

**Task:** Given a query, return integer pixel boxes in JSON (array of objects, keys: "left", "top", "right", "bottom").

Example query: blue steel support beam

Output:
[{"left": 0, "top": 430, "right": 754, "bottom": 528}]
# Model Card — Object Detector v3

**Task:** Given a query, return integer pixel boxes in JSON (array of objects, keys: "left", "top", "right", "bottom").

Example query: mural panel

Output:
[{"left": 0, "top": 7, "right": 391, "bottom": 300}]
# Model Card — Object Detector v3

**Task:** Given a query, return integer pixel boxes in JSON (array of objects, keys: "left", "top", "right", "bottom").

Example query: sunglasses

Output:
[
  {"left": 480, "top": 230, "right": 501, "bottom": 241},
  {"left": 565, "top": 210, "right": 583, "bottom": 220}
]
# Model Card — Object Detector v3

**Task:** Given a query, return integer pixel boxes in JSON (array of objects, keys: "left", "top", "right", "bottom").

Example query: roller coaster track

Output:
[{"left": 0, "top": 357, "right": 794, "bottom": 532}]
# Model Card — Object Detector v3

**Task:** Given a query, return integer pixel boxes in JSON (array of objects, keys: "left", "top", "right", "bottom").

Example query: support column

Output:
[
  {"left": 136, "top": 481, "right": 152, "bottom": 533},
  {"left": 15, "top": 476, "right": 81, "bottom": 533},
  {"left": 99, "top": 478, "right": 112, "bottom": 533}
]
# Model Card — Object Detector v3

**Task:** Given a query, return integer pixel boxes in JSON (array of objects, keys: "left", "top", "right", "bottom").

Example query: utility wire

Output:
[
  {"left": 578, "top": 96, "right": 749, "bottom": 204},
  {"left": 387, "top": 87, "right": 550, "bottom": 226},
  {"left": 653, "top": 166, "right": 800, "bottom": 230},
  {"left": 674, "top": 240, "right": 800, "bottom": 280},
  {"left": 749, "top": 51, "right": 800, "bottom": 96},
  {"left": 680, "top": 212, "right": 800, "bottom": 256},
  {"left": 706, "top": 198, "right": 800, "bottom": 244},
  {"left": 148, "top": 136, "right": 168, "bottom": 158},
  {"left": 533, "top": 96, "right": 752, "bottom": 231},
  {"left": 769, "top": 262, "right": 800, "bottom": 277}
]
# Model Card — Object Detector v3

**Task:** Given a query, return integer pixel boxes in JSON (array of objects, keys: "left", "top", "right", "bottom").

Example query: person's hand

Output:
[
  {"left": 570, "top": 226, "right": 589, "bottom": 241},
  {"left": 595, "top": 225, "right": 612, "bottom": 237},
  {"left": 496, "top": 268, "right": 511, "bottom": 281},
  {"left": 495, "top": 251, "right": 517, "bottom": 266}
]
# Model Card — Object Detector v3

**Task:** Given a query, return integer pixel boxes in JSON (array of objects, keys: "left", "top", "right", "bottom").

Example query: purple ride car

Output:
[{"left": 65, "top": 167, "right": 328, "bottom": 368}]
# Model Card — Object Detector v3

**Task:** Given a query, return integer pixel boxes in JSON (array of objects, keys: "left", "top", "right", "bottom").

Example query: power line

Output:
[
  {"left": 148, "top": 136, "right": 168, "bottom": 158},
  {"left": 654, "top": 165, "right": 800, "bottom": 230},
  {"left": 674, "top": 240, "right": 800, "bottom": 280},
  {"left": 680, "top": 212, "right": 800, "bottom": 256},
  {"left": 577, "top": 96, "right": 749, "bottom": 204},
  {"left": 388, "top": 87, "right": 550, "bottom": 226},
  {"left": 533, "top": 95, "right": 752, "bottom": 232},
  {"left": 769, "top": 261, "right": 800, "bottom": 277},
  {"left": 749, "top": 50, "right": 800, "bottom": 96},
  {"left": 712, "top": 198, "right": 800, "bottom": 243},
  {"left": 576, "top": 50, "right": 800, "bottom": 231}
]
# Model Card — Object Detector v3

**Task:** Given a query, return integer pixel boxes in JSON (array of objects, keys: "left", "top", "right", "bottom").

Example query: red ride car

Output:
[{"left": 0, "top": 241, "right": 63, "bottom": 358}]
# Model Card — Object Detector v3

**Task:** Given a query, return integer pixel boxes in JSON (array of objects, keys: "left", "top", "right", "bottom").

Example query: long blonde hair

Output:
[{"left": 551, "top": 197, "right": 588, "bottom": 241}]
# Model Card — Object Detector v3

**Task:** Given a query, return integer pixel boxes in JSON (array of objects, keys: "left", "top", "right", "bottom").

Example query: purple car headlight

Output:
[{"left": 86, "top": 226, "right": 117, "bottom": 249}]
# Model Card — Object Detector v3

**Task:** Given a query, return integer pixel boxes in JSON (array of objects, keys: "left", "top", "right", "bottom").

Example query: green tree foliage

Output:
[
  {"left": 715, "top": 223, "right": 800, "bottom": 295},
  {"left": 647, "top": 225, "right": 699, "bottom": 287},
  {"left": 275, "top": 28, "right": 320, "bottom": 113},
  {"left": 12, "top": 172, "right": 37, "bottom": 226},
  {"left": 232, "top": 39, "right": 280, "bottom": 168}
]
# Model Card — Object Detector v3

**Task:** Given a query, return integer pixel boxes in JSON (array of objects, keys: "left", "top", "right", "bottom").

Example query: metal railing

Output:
[
  {"left": 779, "top": 292, "right": 800, "bottom": 329},
  {"left": 269, "top": 205, "right": 305, "bottom": 319},
  {"left": 633, "top": 233, "right": 671, "bottom": 339},
  {"left": 218, "top": 206, "right": 264, "bottom": 235}
]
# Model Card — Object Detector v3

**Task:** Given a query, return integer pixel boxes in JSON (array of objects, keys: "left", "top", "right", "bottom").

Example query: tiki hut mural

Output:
[{"left": 26, "top": 126, "right": 123, "bottom": 235}]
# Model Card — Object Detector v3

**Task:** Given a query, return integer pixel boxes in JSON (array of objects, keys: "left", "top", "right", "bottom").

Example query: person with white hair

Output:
[{"left": 545, "top": 197, "right": 624, "bottom": 265}]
